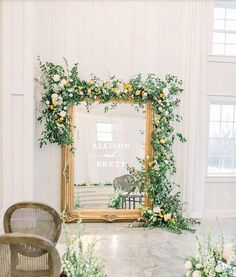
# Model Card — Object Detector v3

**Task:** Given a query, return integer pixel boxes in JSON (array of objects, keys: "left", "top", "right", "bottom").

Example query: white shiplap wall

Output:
[
  {"left": 3, "top": 0, "right": 236, "bottom": 218},
  {"left": 1, "top": 0, "right": 35, "bottom": 218},
  {"left": 34, "top": 0, "right": 212, "bottom": 215}
]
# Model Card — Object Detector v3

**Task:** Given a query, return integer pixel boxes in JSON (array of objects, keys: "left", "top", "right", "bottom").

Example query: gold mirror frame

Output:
[{"left": 61, "top": 100, "right": 153, "bottom": 222}]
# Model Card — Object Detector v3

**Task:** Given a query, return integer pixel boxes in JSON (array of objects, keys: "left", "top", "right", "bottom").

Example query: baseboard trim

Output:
[
  {"left": 189, "top": 212, "right": 202, "bottom": 218},
  {"left": 203, "top": 210, "right": 236, "bottom": 218}
]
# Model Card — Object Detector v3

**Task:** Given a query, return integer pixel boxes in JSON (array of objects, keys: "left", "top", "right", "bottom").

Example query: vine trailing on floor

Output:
[{"left": 37, "top": 57, "right": 199, "bottom": 233}]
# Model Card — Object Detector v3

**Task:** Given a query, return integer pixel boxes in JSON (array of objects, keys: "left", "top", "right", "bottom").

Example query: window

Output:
[
  {"left": 96, "top": 122, "right": 113, "bottom": 142},
  {"left": 213, "top": 1, "right": 236, "bottom": 55},
  {"left": 208, "top": 102, "right": 236, "bottom": 175}
]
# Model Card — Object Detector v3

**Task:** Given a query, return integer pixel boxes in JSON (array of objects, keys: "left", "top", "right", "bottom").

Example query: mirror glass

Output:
[{"left": 74, "top": 102, "right": 146, "bottom": 210}]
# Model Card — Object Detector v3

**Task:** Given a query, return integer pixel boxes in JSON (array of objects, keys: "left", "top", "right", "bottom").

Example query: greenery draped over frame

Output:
[{"left": 37, "top": 58, "right": 198, "bottom": 233}]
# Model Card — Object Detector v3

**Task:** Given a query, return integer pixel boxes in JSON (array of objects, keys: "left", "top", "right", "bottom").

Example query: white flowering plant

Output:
[
  {"left": 61, "top": 222, "right": 106, "bottom": 277},
  {"left": 37, "top": 57, "right": 198, "bottom": 233},
  {"left": 184, "top": 234, "right": 234, "bottom": 277}
]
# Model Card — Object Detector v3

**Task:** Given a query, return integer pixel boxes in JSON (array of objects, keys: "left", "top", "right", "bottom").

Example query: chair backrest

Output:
[
  {"left": 0, "top": 233, "right": 61, "bottom": 277},
  {"left": 113, "top": 174, "right": 137, "bottom": 194},
  {"left": 4, "top": 202, "right": 62, "bottom": 246}
]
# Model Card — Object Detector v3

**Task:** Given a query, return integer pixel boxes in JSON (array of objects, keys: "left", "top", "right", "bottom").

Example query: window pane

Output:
[
  {"left": 221, "top": 156, "right": 233, "bottom": 173},
  {"left": 225, "top": 19, "right": 236, "bottom": 31},
  {"left": 215, "top": 7, "right": 226, "bottom": 19},
  {"left": 209, "top": 122, "right": 221, "bottom": 138},
  {"left": 226, "top": 33, "right": 236, "bottom": 44},
  {"left": 213, "top": 32, "right": 225, "bottom": 43},
  {"left": 225, "top": 44, "right": 236, "bottom": 55},
  {"left": 233, "top": 125, "right": 236, "bottom": 137},
  {"left": 232, "top": 158, "right": 236, "bottom": 173},
  {"left": 214, "top": 19, "right": 225, "bottom": 30},
  {"left": 208, "top": 139, "right": 221, "bottom": 155},
  {"left": 226, "top": 8, "right": 236, "bottom": 20},
  {"left": 210, "top": 104, "right": 221, "bottom": 121},
  {"left": 97, "top": 122, "right": 112, "bottom": 132},
  {"left": 208, "top": 103, "right": 236, "bottom": 175},
  {"left": 208, "top": 156, "right": 220, "bottom": 174},
  {"left": 221, "top": 122, "right": 233, "bottom": 137},
  {"left": 212, "top": 43, "right": 225, "bottom": 54},
  {"left": 97, "top": 132, "right": 112, "bottom": 142},
  {"left": 221, "top": 138, "right": 234, "bottom": 154},
  {"left": 221, "top": 105, "right": 234, "bottom": 121}
]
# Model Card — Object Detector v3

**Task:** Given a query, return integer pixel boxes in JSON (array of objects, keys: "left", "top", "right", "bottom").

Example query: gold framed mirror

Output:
[{"left": 61, "top": 100, "right": 153, "bottom": 222}]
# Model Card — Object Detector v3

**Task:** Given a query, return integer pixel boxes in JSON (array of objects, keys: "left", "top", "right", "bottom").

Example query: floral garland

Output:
[{"left": 37, "top": 58, "right": 198, "bottom": 233}]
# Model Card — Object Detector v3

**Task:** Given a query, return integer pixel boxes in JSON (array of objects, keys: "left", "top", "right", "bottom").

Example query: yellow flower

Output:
[
  {"left": 104, "top": 83, "right": 110, "bottom": 89},
  {"left": 112, "top": 86, "right": 118, "bottom": 93},
  {"left": 50, "top": 105, "right": 54, "bottom": 110},
  {"left": 123, "top": 83, "right": 133, "bottom": 92},
  {"left": 94, "top": 87, "right": 99, "bottom": 93},
  {"left": 59, "top": 117, "right": 64, "bottom": 122},
  {"left": 87, "top": 80, "right": 94, "bottom": 86},
  {"left": 148, "top": 161, "right": 154, "bottom": 167},
  {"left": 87, "top": 89, "right": 91, "bottom": 94},
  {"left": 158, "top": 212, "right": 164, "bottom": 218},
  {"left": 160, "top": 93, "right": 165, "bottom": 99},
  {"left": 128, "top": 85, "right": 133, "bottom": 92},
  {"left": 123, "top": 84, "right": 128, "bottom": 90},
  {"left": 52, "top": 100, "right": 58, "bottom": 106},
  {"left": 136, "top": 90, "right": 141, "bottom": 96},
  {"left": 160, "top": 137, "right": 167, "bottom": 144},
  {"left": 164, "top": 213, "right": 172, "bottom": 222},
  {"left": 78, "top": 86, "right": 83, "bottom": 90}
]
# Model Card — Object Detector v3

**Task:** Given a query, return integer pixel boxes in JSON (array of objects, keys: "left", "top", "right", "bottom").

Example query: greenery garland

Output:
[{"left": 37, "top": 58, "right": 199, "bottom": 233}]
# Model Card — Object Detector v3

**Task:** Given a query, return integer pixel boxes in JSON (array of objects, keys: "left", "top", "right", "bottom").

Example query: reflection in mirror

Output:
[{"left": 74, "top": 102, "right": 146, "bottom": 210}]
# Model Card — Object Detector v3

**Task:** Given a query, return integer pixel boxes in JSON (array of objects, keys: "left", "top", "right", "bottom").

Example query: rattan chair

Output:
[
  {"left": 4, "top": 202, "right": 62, "bottom": 246},
  {"left": 0, "top": 233, "right": 61, "bottom": 277}
]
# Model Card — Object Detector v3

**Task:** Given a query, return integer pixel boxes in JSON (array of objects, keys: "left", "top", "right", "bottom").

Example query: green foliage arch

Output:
[{"left": 37, "top": 58, "right": 198, "bottom": 233}]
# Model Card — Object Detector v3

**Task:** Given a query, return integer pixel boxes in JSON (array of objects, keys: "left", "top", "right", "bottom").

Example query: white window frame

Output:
[
  {"left": 212, "top": 0, "right": 236, "bottom": 56},
  {"left": 206, "top": 96, "right": 236, "bottom": 181}
]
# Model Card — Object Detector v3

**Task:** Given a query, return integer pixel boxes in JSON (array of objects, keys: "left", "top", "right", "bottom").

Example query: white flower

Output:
[
  {"left": 165, "top": 111, "right": 169, "bottom": 116},
  {"left": 153, "top": 206, "right": 161, "bottom": 213},
  {"left": 196, "top": 264, "right": 202, "bottom": 269},
  {"left": 163, "top": 87, "right": 169, "bottom": 96},
  {"left": 118, "top": 82, "right": 124, "bottom": 92},
  {"left": 143, "top": 92, "right": 148, "bottom": 97},
  {"left": 53, "top": 84, "right": 59, "bottom": 91},
  {"left": 69, "top": 93, "right": 73, "bottom": 97},
  {"left": 185, "top": 271, "right": 192, "bottom": 277},
  {"left": 52, "top": 74, "right": 60, "bottom": 82},
  {"left": 46, "top": 100, "right": 50, "bottom": 105},
  {"left": 51, "top": 93, "right": 58, "bottom": 99},
  {"left": 215, "top": 265, "right": 222, "bottom": 273},
  {"left": 64, "top": 106, "right": 67, "bottom": 110},
  {"left": 59, "top": 79, "right": 67, "bottom": 88},
  {"left": 59, "top": 111, "right": 67, "bottom": 117},
  {"left": 95, "top": 80, "right": 103, "bottom": 87},
  {"left": 192, "top": 271, "right": 201, "bottom": 277},
  {"left": 185, "top": 261, "right": 192, "bottom": 270}
]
